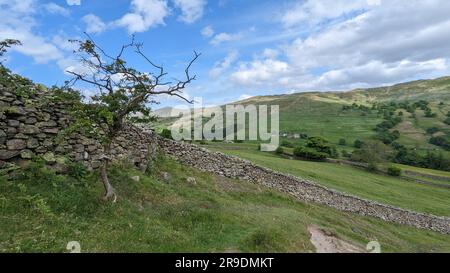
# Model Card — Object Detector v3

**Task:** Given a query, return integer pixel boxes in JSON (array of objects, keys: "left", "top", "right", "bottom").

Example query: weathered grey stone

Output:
[
  {"left": 26, "top": 138, "right": 39, "bottom": 149},
  {"left": 22, "top": 125, "right": 40, "bottom": 135},
  {"left": 87, "top": 145, "right": 97, "bottom": 152},
  {"left": 14, "top": 133, "right": 28, "bottom": 139},
  {"left": 131, "top": 176, "right": 140, "bottom": 182},
  {"left": 42, "top": 139, "right": 53, "bottom": 148},
  {"left": 6, "top": 139, "right": 26, "bottom": 150},
  {"left": 35, "top": 146, "right": 47, "bottom": 154},
  {"left": 0, "top": 96, "right": 14, "bottom": 102},
  {"left": 25, "top": 117, "right": 37, "bottom": 124},
  {"left": 186, "top": 177, "right": 197, "bottom": 185},
  {"left": 36, "top": 120, "right": 57, "bottom": 128},
  {"left": 74, "top": 144, "right": 84, "bottom": 152},
  {"left": 5, "top": 106, "right": 26, "bottom": 116},
  {"left": 43, "top": 128, "right": 58, "bottom": 134},
  {"left": 161, "top": 172, "right": 171, "bottom": 181},
  {"left": 20, "top": 149, "right": 34, "bottom": 159},
  {"left": 7, "top": 120, "right": 20, "bottom": 127},
  {"left": 0, "top": 149, "right": 20, "bottom": 160},
  {"left": 6, "top": 127, "right": 17, "bottom": 135},
  {"left": 91, "top": 160, "right": 102, "bottom": 169},
  {"left": 36, "top": 133, "right": 47, "bottom": 139},
  {"left": 55, "top": 145, "right": 65, "bottom": 153},
  {"left": 42, "top": 152, "right": 56, "bottom": 164}
]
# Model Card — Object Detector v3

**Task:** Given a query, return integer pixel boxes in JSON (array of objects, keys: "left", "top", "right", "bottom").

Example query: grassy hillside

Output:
[
  {"left": 233, "top": 77, "right": 450, "bottom": 152},
  {"left": 1, "top": 158, "right": 449, "bottom": 253},
  {"left": 204, "top": 142, "right": 450, "bottom": 217}
]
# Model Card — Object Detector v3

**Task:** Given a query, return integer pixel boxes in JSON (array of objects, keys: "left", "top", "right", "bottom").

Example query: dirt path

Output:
[{"left": 308, "top": 225, "right": 366, "bottom": 253}]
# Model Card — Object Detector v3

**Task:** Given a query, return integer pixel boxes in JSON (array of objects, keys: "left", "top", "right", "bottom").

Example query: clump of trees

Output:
[
  {"left": 293, "top": 146, "right": 328, "bottom": 160},
  {"left": 444, "top": 110, "right": 450, "bottom": 125},
  {"left": 65, "top": 35, "right": 200, "bottom": 201},
  {"left": 429, "top": 136, "right": 450, "bottom": 151},
  {"left": 293, "top": 136, "right": 337, "bottom": 161},
  {"left": 351, "top": 140, "right": 393, "bottom": 171},
  {"left": 426, "top": 127, "right": 439, "bottom": 135}
]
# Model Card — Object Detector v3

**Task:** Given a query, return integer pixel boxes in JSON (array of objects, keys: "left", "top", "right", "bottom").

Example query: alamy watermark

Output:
[{"left": 170, "top": 97, "right": 279, "bottom": 151}]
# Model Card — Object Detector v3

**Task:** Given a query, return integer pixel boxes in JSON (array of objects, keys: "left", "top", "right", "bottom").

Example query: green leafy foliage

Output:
[
  {"left": 160, "top": 129, "right": 173, "bottom": 139},
  {"left": 275, "top": 146, "right": 284, "bottom": 154},
  {"left": 387, "top": 166, "right": 402, "bottom": 177},
  {"left": 293, "top": 146, "right": 328, "bottom": 160},
  {"left": 429, "top": 136, "right": 450, "bottom": 151},
  {"left": 352, "top": 140, "right": 393, "bottom": 165}
]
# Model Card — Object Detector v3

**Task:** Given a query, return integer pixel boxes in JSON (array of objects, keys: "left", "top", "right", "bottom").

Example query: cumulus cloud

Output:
[
  {"left": 281, "top": 0, "right": 378, "bottom": 28},
  {"left": 173, "top": 0, "right": 206, "bottom": 23},
  {"left": 209, "top": 50, "right": 238, "bottom": 79},
  {"left": 201, "top": 25, "right": 214, "bottom": 38},
  {"left": 231, "top": 58, "right": 290, "bottom": 86},
  {"left": 210, "top": 32, "right": 243, "bottom": 46},
  {"left": 44, "top": 3, "right": 70, "bottom": 16},
  {"left": 115, "top": 0, "right": 169, "bottom": 33},
  {"left": 66, "top": 0, "right": 81, "bottom": 6},
  {"left": 0, "top": 0, "right": 65, "bottom": 64},
  {"left": 230, "top": 0, "right": 450, "bottom": 91},
  {"left": 83, "top": 14, "right": 107, "bottom": 34}
]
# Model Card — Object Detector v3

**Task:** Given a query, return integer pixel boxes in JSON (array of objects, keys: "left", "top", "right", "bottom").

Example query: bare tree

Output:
[{"left": 66, "top": 34, "right": 200, "bottom": 201}]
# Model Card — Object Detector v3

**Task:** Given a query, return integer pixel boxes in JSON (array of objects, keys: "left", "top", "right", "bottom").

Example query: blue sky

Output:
[{"left": 1, "top": 0, "right": 450, "bottom": 108}]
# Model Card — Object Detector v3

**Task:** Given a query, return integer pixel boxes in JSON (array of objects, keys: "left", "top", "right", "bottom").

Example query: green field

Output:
[
  {"left": 1, "top": 158, "right": 449, "bottom": 253},
  {"left": 205, "top": 142, "right": 450, "bottom": 217},
  {"left": 230, "top": 77, "right": 450, "bottom": 153}
]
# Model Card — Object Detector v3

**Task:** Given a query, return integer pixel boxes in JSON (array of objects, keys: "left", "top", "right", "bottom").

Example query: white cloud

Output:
[
  {"left": 312, "top": 59, "right": 448, "bottom": 90},
  {"left": 44, "top": 3, "right": 70, "bottom": 16},
  {"left": 115, "top": 0, "right": 169, "bottom": 33},
  {"left": 281, "top": 0, "right": 376, "bottom": 28},
  {"left": 0, "top": 0, "right": 65, "bottom": 64},
  {"left": 52, "top": 34, "right": 79, "bottom": 52},
  {"left": 83, "top": 14, "right": 107, "bottom": 34},
  {"left": 66, "top": 0, "right": 81, "bottom": 6},
  {"left": 210, "top": 32, "right": 242, "bottom": 46},
  {"left": 209, "top": 50, "right": 238, "bottom": 79},
  {"left": 201, "top": 25, "right": 214, "bottom": 38},
  {"left": 262, "top": 48, "right": 279, "bottom": 59},
  {"left": 230, "top": 0, "right": 450, "bottom": 91},
  {"left": 173, "top": 0, "right": 206, "bottom": 23},
  {"left": 231, "top": 58, "right": 290, "bottom": 86}
]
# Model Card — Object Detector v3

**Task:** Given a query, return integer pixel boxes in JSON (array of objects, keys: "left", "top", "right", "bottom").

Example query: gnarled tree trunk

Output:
[{"left": 100, "top": 142, "right": 116, "bottom": 202}]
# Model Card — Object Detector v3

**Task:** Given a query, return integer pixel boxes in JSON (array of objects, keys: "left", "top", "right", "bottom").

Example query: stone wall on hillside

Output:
[
  {"left": 0, "top": 88, "right": 157, "bottom": 171},
  {"left": 1, "top": 88, "right": 449, "bottom": 234},
  {"left": 155, "top": 137, "right": 450, "bottom": 235}
]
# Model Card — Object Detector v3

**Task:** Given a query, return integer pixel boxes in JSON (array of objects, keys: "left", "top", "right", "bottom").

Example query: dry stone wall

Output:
[
  {"left": 155, "top": 138, "right": 450, "bottom": 235},
  {"left": 1, "top": 87, "right": 449, "bottom": 234},
  {"left": 0, "top": 88, "right": 157, "bottom": 171}
]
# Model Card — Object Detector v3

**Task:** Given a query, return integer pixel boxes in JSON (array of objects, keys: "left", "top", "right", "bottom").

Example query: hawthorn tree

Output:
[{"left": 66, "top": 35, "right": 200, "bottom": 202}]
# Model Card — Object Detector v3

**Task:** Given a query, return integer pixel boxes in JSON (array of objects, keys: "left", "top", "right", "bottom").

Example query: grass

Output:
[
  {"left": 391, "top": 163, "right": 450, "bottom": 179},
  {"left": 205, "top": 142, "right": 450, "bottom": 217},
  {"left": 1, "top": 158, "right": 449, "bottom": 253}
]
